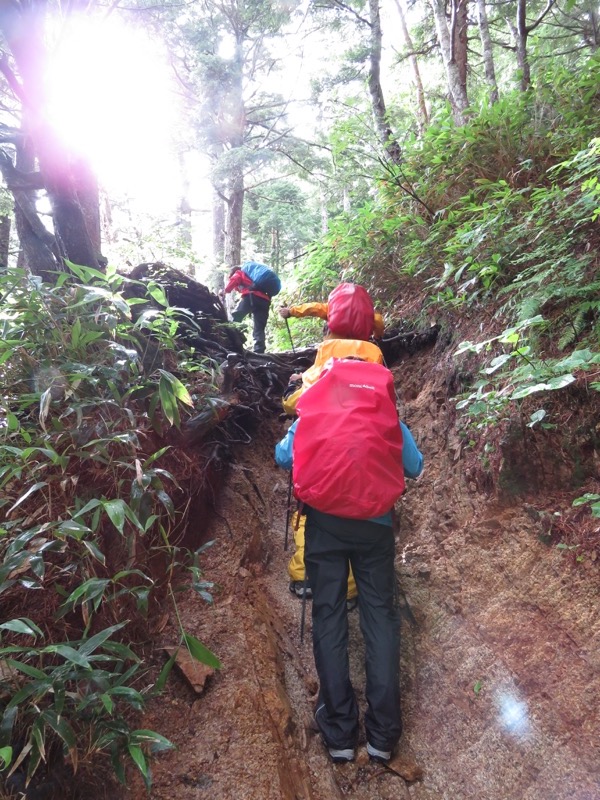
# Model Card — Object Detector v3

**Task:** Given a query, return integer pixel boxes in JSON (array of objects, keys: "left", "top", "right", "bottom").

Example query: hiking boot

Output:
[
  {"left": 289, "top": 580, "right": 312, "bottom": 599},
  {"left": 328, "top": 747, "right": 355, "bottom": 763},
  {"left": 346, "top": 597, "right": 358, "bottom": 612},
  {"left": 367, "top": 742, "right": 392, "bottom": 763}
]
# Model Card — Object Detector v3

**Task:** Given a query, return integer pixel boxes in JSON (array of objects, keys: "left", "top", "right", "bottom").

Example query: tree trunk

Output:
[
  {"left": 223, "top": 34, "right": 246, "bottom": 268},
  {"left": 583, "top": 3, "right": 600, "bottom": 49},
  {"left": 342, "top": 186, "right": 351, "bottom": 214},
  {"left": 1, "top": 0, "right": 103, "bottom": 274},
  {"left": 393, "top": 0, "right": 429, "bottom": 133},
  {"left": 13, "top": 125, "right": 60, "bottom": 280},
  {"left": 476, "top": 0, "right": 499, "bottom": 104},
  {"left": 177, "top": 151, "right": 192, "bottom": 255},
  {"left": 271, "top": 226, "right": 280, "bottom": 270},
  {"left": 429, "top": 0, "right": 470, "bottom": 124},
  {"left": 320, "top": 186, "right": 329, "bottom": 233},
  {"left": 212, "top": 186, "right": 226, "bottom": 269},
  {"left": 225, "top": 169, "right": 244, "bottom": 268},
  {"left": 367, "top": 0, "right": 402, "bottom": 164},
  {"left": 512, "top": 0, "right": 555, "bottom": 90},
  {"left": 73, "top": 156, "right": 104, "bottom": 265},
  {"left": 515, "top": 0, "right": 531, "bottom": 90},
  {"left": 0, "top": 215, "right": 10, "bottom": 272},
  {"left": 452, "top": 0, "right": 469, "bottom": 97}
]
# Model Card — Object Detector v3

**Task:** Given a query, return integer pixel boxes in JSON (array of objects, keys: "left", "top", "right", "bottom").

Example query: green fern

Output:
[{"left": 558, "top": 300, "right": 600, "bottom": 349}]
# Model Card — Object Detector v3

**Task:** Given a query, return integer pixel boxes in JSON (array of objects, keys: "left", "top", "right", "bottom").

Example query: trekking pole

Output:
[
  {"left": 284, "top": 317, "right": 296, "bottom": 353},
  {"left": 284, "top": 471, "right": 292, "bottom": 552},
  {"left": 300, "top": 573, "right": 309, "bottom": 643}
]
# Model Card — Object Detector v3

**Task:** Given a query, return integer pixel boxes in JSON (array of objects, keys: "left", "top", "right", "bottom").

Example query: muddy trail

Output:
[{"left": 123, "top": 343, "right": 600, "bottom": 800}]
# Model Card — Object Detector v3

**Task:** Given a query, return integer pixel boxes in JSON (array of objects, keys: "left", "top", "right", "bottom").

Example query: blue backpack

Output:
[{"left": 242, "top": 261, "right": 281, "bottom": 297}]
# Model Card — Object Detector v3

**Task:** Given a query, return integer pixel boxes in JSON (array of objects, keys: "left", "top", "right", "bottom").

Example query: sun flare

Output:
[{"left": 45, "top": 12, "right": 181, "bottom": 210}]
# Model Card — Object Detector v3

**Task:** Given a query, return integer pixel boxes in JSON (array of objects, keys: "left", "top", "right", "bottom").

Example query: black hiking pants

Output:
[
  {"left": 232, "top": 293, "right": 270, "bottom": 353},
  {"left": 304, "top": 508, "right": 401, "bottom": 752}
]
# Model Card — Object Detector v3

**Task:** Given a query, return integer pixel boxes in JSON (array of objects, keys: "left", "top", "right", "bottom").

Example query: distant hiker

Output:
[
  {"left": 275, "top": 357, "right": 423, "bottom": 765},
  {"left": 278, "top": 282, "right": 385, "bottom": 341},
  {"left": 224, "top": 260, "right": 281, "bottom": 353}
]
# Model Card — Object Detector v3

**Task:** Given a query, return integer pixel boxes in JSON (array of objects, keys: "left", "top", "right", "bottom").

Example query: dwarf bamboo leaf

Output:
[
  {"left": 128, "top": 743, "right": 150, "bottom": 787},
  {"left": 46, "top": 645, "right": 91, "bottom": 668},
  {"left": 147, "top": 282, "right": 168, "bottom": 307},
  {"left": 63, "top": 578, "right": 110, "bottom": 611},
  {"left": 81, "top": 540, "right": 106, "bottom": 564},
  {"left": 153, "top": 651, "right": 177, "bottom": 693},
  {"left": 158, "top": 375, "right": 179, "bottom": 428},
  {"left": 158, "top": 370, "right": 193, "bottom": 407},
  {"left": 102, "top": 499, "right": 126, "bottom": 534},
  {"left": 26, "top": 736, "right": 43, "bottom": 781},
  {"left": 78, "top": 623, "right": 127, "bottom": 657},
  {"left": 156, "top": 490, "right": 174, "bottom": 518},
  {"left": 42, "top": 710, "right": 77, "bottom": 750},
  {"left": 64, "top": 260, "right": 109, "bottom": 284},
  {"left": 7, "top": 482, "right": 47, "bottom": 515},
  {"left": 100, "top": 693, "right": 114, "bottom": 714},
  {"left": 183, "top": 633, "right": 221, "bottom": 669},
  {"left": 71, "top": 317, "right": 82, "bottom": 349},
  {"left": 73, "top": 499, "right": 103, "bottom": 518},
  {"left": 5, "top": 659, "right": 46, "bottom": 679},
  {"left": 0, "top": 746, "right": 12, "bottom": 769},
  {"left": 0, "top": 618, "right": 43, "bottom": 638},
  {"left": 57, "top": 520, "right": 92, "bottom": 539},
  {"left": 143, "top": 447, "right": 170, "bottom": 467},
  {"left": 6, "top": 412, "right": 19, "bottom": 432},
  {"left": 131, "top": 730, "right": 174, "bottom": 753}
]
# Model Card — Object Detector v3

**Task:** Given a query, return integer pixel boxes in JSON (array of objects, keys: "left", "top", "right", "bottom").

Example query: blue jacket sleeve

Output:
[
  {"left": 400, "top": 421, "right": 424, "bottom": 479},
  {"left": 275, "top": 419, "right": 297, "bottom": 470}
]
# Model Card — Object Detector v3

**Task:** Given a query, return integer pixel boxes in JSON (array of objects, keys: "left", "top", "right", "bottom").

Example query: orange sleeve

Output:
[
  {"left": 289, "top": 302, "right": 329, "bottom": 321},
  {"left": 373, "top": 312, "right": 385, "bottom": 338}
]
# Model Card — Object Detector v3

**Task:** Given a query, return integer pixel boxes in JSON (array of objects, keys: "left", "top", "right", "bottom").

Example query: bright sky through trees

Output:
[{"left": 45, "top": 12, "right": 181, "bottom": 212}]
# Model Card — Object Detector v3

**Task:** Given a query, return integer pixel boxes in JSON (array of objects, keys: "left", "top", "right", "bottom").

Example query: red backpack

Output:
[
  {"left": 293, "top": 359, "right": 405, "bottom": 519},
  {"left": 327, "top": 283, "right": 374, "bottom": 340}
]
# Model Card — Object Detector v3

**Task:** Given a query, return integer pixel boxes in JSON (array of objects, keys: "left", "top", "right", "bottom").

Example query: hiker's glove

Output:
[{"left": 279, "top": 306, "right": 291, "bottom": 318}]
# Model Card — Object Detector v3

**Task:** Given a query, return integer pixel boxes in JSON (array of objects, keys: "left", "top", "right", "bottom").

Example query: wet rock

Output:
[
  {"left": 164, "top": 647, "right": 215, "bottom": 694},
  {"left": 391, "top": 753, "right": 425, "bottom": 782}
]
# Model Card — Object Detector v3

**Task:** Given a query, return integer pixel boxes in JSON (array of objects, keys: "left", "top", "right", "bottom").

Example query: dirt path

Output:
[{"left": 124, "top": 354, "right": 600, "bottom": 800}]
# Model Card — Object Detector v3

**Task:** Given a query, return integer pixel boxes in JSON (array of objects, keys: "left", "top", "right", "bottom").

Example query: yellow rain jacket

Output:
[
  {"left": 282, "top": 338, "right": 384, "bottom": 416},
  {"left": 288, "top": 512, "right": 357, "bottom": 600}
]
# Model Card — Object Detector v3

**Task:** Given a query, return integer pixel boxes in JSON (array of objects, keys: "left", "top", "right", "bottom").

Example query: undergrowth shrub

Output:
[
  {"left": 0, "top": 265, "right": 221, "bottom": 794},
  {"left": 298, "top": 56, "right": 600, "bottom": 414}
]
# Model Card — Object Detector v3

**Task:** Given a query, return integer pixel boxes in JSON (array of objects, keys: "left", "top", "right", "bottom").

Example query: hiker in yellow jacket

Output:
[{"left": 280, "top": 283, "right": 386, "bottom": 607}]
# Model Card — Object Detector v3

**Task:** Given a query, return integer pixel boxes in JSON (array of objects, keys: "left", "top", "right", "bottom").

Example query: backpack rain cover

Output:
[
  {"left": 241, "top": 260, "right": 281, "bottom": 297},
  {"left": 293, "top": 359, "right": 405, "bottom": 519},
  {"left": 327, "top": 283, "right": 374, "bottom": 340}
]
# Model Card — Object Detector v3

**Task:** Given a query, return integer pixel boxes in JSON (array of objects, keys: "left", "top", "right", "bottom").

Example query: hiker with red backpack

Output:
[
  {"left": 224, "top": 260, "right": 281, "bottom": 353},
  {"left": 280, "top": 283, "right": 386, "bottom": 605},
  {"left": 280, "top": 284, "right": 383, "bottom": 607},
  {"left": 275, "top": 356, "right": 423, "bottom": 765}
]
